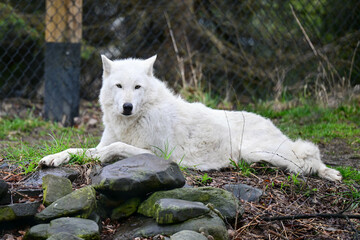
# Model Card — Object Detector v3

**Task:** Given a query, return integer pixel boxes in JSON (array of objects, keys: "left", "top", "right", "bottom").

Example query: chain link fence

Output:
[{"left": 1, "top": 0, "right": 359, "bottom": 120}]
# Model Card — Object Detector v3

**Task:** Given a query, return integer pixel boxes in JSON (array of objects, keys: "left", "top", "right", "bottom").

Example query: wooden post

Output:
[{"left": 44, "top": 0, "right": 82, "bottom": 126}]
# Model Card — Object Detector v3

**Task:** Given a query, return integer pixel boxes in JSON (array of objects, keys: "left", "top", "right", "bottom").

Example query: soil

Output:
[{"left": 0, "top": 99, "right": 359, "bottom": 239}]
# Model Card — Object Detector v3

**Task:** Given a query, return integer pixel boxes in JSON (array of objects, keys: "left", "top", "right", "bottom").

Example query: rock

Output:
[
  {"left": 0, "top": 202, "right": 41, "bottom": 222},
  {"left": 114, "top": 212, "right": 228, "bottom": 240},
  {"left": 154, "top": 198, "right": 210, "bottom": 224},
  {"left": 92, "top": 154, "right": 185, "bottom": 199},
  {"left": 47, "top": 232, "right": 84, "bottom": 240},
  {"left": 171, "top": 230, "right": 208, "bottom": 240},
  {"left": 0, "top": 190, "right": 11, "bottom": 205},
  {"left": 94, "top": 194, "right": 122, "bottom": 219},
  {"left": 23, "top": 167, "right": 79, "bottom": 187},
  {"left": 0, "top": 179, "right": 8, "bottom": 199},
  {"left": 223, "top": 184, "right": 263, "bottom": 202},
  {"left": 111, "top": 197, "right": 141, "bottom": 220},
  {"left": 88, "top": 212, "right": 101, "bottom": 226},
  {"left": 0, "top": 161, "right": 10, "bottom": 169},
  {"left": 138, "top": 187, "right": 243, "bottom": 221},
  {"left": 10, "top": 201, "right": 41, "bottom": 218},
  {"left": 35, "top": 186, "right": 96, "bottom": 222},
  {"left": 0, "top": 206, "right": 16, "bottom": 222},
  {"left": 25, "top": 217, "right": 100, "bottom": 240},
  {"left": 0, "top": 179, "right": 11, "bottom": 205},
  {"left": 42, "top": 174, "right": 73, "bottom": 206},
  {"left": 24, "top": 223, "right": 49, "bottom": 239},
  {"left": 12, "top": 188, "right": 43, "bottom": 203}
]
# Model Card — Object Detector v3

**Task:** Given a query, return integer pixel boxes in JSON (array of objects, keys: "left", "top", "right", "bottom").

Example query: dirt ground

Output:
[{"left": 0, "top": 98, "right": 359, "bottom": 239}]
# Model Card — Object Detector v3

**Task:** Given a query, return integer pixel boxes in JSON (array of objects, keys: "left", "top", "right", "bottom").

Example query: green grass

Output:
[
  {"left": 1, "top": 115, "right": 98, "bottom": 174},
  {"left": 229, "top": 158, "right": 255, "bottom": 176},
  {"left": 335, "top": 166, "right": 360, "bottom": 184},
  {"left": 199, "top": 173, "right": 213, "bottom": 185},
  {"left": 68, "top": 151, "right": 100, "bottom": 165},
  {"left": 247, "top": 102, "right": 360, "bottom": 145},
  {"left": 0, "top": 116, "right": 47, "bottom": 140},
  {"left": 152, "top": 141, "right": 176, "bottom": 160},
  {"left": 3, "top": 130, "right": 98, "bottom": 173}
]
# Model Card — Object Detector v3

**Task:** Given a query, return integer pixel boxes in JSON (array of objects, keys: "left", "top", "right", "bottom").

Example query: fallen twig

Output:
[{"left": 262, "top": 213, "right": 360, "bottom": 221}]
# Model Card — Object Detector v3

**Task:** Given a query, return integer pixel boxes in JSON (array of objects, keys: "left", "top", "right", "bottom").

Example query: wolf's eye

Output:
[
  {"left": 116, "top": 84, "right": 122, "bottom": 88},
  {"left": 135, "top": 85, "right": 141, "bottom": 89}
]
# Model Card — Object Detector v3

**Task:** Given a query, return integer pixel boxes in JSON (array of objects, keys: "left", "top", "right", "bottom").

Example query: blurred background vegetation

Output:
[{"left": 0, "top": 0, "right": 359, "bottom": 108}]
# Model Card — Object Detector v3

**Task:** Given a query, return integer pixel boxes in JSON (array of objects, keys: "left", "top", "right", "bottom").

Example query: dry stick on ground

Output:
[{"left": 262, "top": 213, "right": 360, "bottom": 221}]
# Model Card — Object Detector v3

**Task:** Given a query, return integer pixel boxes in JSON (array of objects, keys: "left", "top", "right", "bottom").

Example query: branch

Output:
[{"left": 262, "top": 213, "right": 360, "bottom": 221}]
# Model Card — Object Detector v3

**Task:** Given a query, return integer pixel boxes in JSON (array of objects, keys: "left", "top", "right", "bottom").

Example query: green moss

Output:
[
  {"left": 23, "top": 223, "right": 50, "bottom": 240},
  {"left": 138, "top": 187, "right": 242, "bottom": 220},
  {"left": 156, "top": 212, "right": 174, "bottom": 224},
  {"left": 0, "top": 206, "right": 16, "bottom": 222},
  {"left": 111, "top": 197, "right": 141, "bottom": 220},
  {"left": 36, "top": 186, "right": 96, "bottom": 222}
]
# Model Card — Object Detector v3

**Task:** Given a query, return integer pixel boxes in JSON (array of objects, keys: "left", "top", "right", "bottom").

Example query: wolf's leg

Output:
[
  {"left": 290, "top": 139, "right": 342, "bottom": 181},
  {"left": 95, "top": 142, "right": 153, "bottom": 163},
  {"left": 39, "top": 148, "right": 88, "bottom": 167},
  {"left": 239, "top": 113, "right": 342, "bottom": 181},
  {"left": 39, "top": 142, "right": 153, "bottom": 167},
  {"left": 242, "top": 139, "right": 342, "bottom": 181}
]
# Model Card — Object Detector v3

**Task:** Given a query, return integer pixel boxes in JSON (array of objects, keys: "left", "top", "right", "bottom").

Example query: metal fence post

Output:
[{"left": 44, "top": 0, "right": 82, "bottom": 126}]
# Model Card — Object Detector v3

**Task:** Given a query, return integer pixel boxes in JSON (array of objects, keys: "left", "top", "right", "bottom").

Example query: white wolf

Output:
[{"left": 39, "top": 55, "right": 341, "bottom": 181}]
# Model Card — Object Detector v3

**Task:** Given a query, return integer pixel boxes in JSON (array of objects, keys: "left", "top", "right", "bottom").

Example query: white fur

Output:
[{"left": 39, "top": 56, "right": 342, "bottom": 181}]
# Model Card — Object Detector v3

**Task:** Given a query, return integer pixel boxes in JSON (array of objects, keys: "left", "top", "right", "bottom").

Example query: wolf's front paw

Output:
[
  {"left": 318, "top": 167, "right": 342, "bottom": 181},
  {"left": 39, "top": 152, "right": 70, "bottom": 167}
]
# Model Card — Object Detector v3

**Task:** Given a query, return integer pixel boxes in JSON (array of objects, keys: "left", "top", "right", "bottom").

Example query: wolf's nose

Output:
[{"left": 123, "top": 102, "right": 133, "bottom": 115}]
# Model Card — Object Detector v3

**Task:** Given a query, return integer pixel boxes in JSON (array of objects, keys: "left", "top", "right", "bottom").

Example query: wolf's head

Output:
[{"left": 99, "top": 55, "right": 157, "bottom": 117}]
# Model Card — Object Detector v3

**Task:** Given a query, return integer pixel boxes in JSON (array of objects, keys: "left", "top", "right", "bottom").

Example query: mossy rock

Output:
[
  {"left": 171, "top": 230, "right": 208, "bottom": 240},
  {"left": 42, "top": 174, "right": 73, "bottom": 206},
  {"left": 25, "top": 217, "right": 100, "bottom": 240},
  {"left": 35, "top": 186, "right": 96, "bottom": 222},
  {"left": 47, "top": 232, "right": 83, "bottom": 240},
  {"left": 154, "top": 198, "right": 210, "bottom": 224},
  {"left": 92, "top": 154, "right": 185, "bottom": 199},
  {"left": 111, "top": 197, "right": 141, "bottom": 220},
  {"left": 138, "top": 187, "right": 242, "bottom": 221},
  {"left": 114, "top": 212, "right": 228, "bottom": 240},
  {"left": 0, "top": 206, "right": 16, "bottom": 222}
]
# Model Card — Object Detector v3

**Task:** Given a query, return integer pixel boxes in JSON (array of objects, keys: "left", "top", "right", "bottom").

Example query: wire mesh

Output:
[{"left": 0, "top": 0, "right": 359, "bottom": 113}]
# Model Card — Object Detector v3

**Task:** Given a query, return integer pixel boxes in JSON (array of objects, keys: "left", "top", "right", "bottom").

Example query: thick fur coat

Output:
[{"left": 39, "top": 55, "right": 342, "bottom": 181}]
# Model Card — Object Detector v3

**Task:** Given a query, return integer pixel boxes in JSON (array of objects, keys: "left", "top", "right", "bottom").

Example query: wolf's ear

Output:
[
  {"left": 144, "top": 55, "right": 157, "bottom": 76},
  {"left": 101, "top": 55, "right": 112, "bottom": 78}
]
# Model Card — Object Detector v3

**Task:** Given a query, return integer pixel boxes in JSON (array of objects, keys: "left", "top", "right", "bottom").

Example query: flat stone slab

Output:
[
  {"left": 223, "top": 184, "right": 263, "bottom": 202},
  {"left": 35, "top": 186, "right": 96, "bottom": 222},
  {"left": 23, "top": 167, "right": 79, "bottom": 187},
  {"left": 0, "top": 201, "right": 41, "bottom": 222},
  {"left": 138, "top": 187, "right": 243, "bottom": 221},
  {"left": 171, "top": 230, "right": 208, "bottom": 240},
  {"left": 114, "top": 212, "right": 228, "bottom": 240},
  {"left": 154, "top": 198, "right": 210, "bottom": 224},
  {"left": 25, "top": 217, "right": 100, "bottom": 240},
  {"left": 47, "top": 232, "right": 84, "bottom": 240},
  {"left": 92, "top": 154, "right": 185, "bottom": 199}
]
